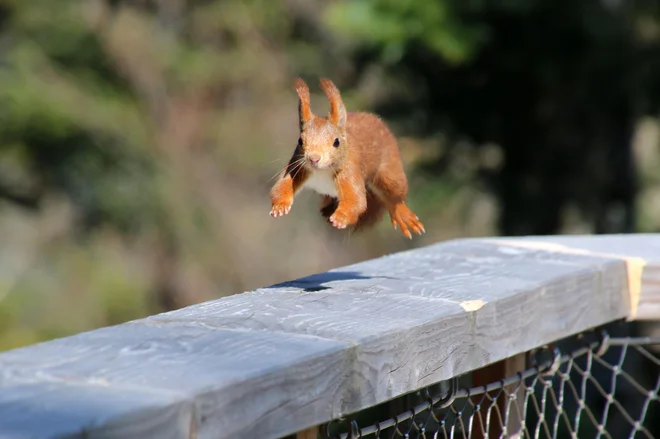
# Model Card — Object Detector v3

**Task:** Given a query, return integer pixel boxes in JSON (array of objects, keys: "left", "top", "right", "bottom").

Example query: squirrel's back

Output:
[{"left": 346, "top": 112, "right": 402, "bottom": 180}]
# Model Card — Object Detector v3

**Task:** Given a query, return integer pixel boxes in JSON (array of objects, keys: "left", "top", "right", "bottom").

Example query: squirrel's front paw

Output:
[
  {"left": 329, "top": 209, "right": 356, "bottom": 230},
  {"left": 270, "top": 200, "right": 293, "bottom": 217}
]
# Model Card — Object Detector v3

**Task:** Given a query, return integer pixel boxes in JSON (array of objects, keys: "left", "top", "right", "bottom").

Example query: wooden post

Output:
[
  {"left": 471, "top": 354, "right": 526, "bottom": 439},
  {"left": 295, "top": 426, "right": 318, "bottom": 439}
]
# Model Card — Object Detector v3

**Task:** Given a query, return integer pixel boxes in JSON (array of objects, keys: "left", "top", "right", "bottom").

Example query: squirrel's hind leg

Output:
[
  {"left": 353, "top": 188, "right": 387, "bottom": 231},
  {"left": 320, "top": 195, "right": 338, "bottom": 219},
  {"left": 372, "top": 166, "right": 425, "bottom": 239}
]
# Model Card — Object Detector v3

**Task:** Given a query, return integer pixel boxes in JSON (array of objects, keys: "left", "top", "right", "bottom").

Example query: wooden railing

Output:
[{"left": 0, "top": 234, "right": 659, "bottom": 438}]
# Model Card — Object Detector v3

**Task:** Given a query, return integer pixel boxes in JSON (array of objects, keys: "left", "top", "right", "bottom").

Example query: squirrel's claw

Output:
[
  {"left": 329, "top": 210, "right": 354, "bottom": 230},
  {"left": 270, "top": 204, "right": 292, "bottom": 217},
  {"left": 390, "top": 203, "right": 425, "bottom": 239}
]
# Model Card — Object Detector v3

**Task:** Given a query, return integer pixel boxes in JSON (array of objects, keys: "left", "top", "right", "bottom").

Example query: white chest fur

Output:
[{"left": 302, "top": 169, "right": 338, "bottom": 197}]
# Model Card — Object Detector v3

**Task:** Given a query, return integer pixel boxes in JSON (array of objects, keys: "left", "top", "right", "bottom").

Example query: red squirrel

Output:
[{"left": 269, "top": 77, "right": 425, "bottom": 239}]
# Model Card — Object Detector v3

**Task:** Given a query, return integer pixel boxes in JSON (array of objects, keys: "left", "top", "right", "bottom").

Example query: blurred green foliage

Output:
[
  {"left": 325, "top": 0, "right": 485, "bottom": 64},
  {"left": 0, "top": 0, "right": 659, "bottom": 357}
]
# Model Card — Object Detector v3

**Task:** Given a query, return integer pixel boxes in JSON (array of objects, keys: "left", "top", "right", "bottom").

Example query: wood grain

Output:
[
  {"left": 0, "top": 381, "right": 194, "bottom": 439},
  {"left": 484, "top": 234, "right": 660, "bottom": 319},
  {"left": 0, "top": 234, "right": 657, "bottom": 439}
]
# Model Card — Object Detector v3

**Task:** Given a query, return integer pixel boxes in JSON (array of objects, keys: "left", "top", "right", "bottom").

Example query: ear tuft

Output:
[
  {"left": 319, "top": 78, "right": 347, "bottom": 129},
  {"left": 294, "top": 77, "right": 313, "bottom": 130}
]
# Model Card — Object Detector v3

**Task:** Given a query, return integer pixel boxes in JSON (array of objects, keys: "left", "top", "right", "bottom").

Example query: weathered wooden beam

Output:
[
  {"left": 0, "top": 234, "right": 657, "bottom": 439},
  {"left": 485, "top": 234, "right": 660, "bottom": 320}
]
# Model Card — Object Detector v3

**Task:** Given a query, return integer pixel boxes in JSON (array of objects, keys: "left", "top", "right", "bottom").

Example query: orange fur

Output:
[{"left": 270, "top": 77, "right": 425, "bottom": 239}]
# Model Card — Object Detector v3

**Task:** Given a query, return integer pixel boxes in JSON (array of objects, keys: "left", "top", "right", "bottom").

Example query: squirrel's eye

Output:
[
  {"left": 333, "top": 138, "right": 340, "bottom": 148},
  {"left": 298, "top": 137, "right": 303, "bottom": 146}
]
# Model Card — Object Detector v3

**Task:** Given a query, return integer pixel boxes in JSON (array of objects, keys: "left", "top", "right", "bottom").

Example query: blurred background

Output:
[{"left": 1, "top": 0, "right": 660, "bottom": 352}]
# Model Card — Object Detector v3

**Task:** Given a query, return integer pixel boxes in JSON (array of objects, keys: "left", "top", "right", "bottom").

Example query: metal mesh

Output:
[{"left": 319, "top": 330, "right": 660, "bottom": 439}]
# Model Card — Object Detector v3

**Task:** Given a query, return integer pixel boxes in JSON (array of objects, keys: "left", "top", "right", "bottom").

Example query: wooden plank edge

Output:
[{"left": 478, "top": 235, "right": 660, "bottom": 320}]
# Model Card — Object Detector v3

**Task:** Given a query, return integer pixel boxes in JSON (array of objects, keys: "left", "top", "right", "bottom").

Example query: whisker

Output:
[
  {"left": 268, "top": 167, "right": 286, "bottom": 183},
  {"left": 344, "top": 227, "right": 352, "bottom": 244},
  {"left": 288, "top": 158, "right": 307, "bottom": 176},
  {"left": 336, "top": 177, "right": 344, "bottom": 200},
  {"left": 267, "top": 157, "right": 306, "bottom": 183}
]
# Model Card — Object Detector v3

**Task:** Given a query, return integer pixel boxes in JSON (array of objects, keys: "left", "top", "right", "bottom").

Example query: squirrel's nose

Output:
[{"left": 308, "top": 153, "right": 321, "bottom": 165}]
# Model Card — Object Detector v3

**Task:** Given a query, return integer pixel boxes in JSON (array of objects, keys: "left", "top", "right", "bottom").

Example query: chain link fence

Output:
[{"left": 313, "top": 325, "right": 660, "bottom": 439}]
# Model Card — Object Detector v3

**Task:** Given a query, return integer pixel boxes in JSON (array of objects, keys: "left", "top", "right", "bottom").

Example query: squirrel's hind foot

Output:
[{"left": 389, "top": 203, "right": 425, "bottom": 239}]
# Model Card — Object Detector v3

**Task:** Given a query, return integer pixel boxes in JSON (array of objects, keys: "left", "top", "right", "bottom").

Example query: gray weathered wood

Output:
[
  {"left": 485, "top": 234, "right": 660, "bottom": 319},
  {"left": 0, "top": 234, "right": 658, "bottom": 439},
  {"left": 0, "top": 381, "right": 194, "bottom": 439}
]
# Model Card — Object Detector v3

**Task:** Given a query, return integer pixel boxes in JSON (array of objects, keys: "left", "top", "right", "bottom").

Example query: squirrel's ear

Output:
[
  {"left": 294, "top": 77, "right": 313, "bottom": 130},
  {"left": 319, "top": 78, "right": 347, "bottom": 130}
]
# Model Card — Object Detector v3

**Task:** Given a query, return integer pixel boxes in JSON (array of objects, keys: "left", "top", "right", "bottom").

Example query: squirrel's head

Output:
[{"left": 294, "top": 78, "right": 348, "bottom": 171}]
